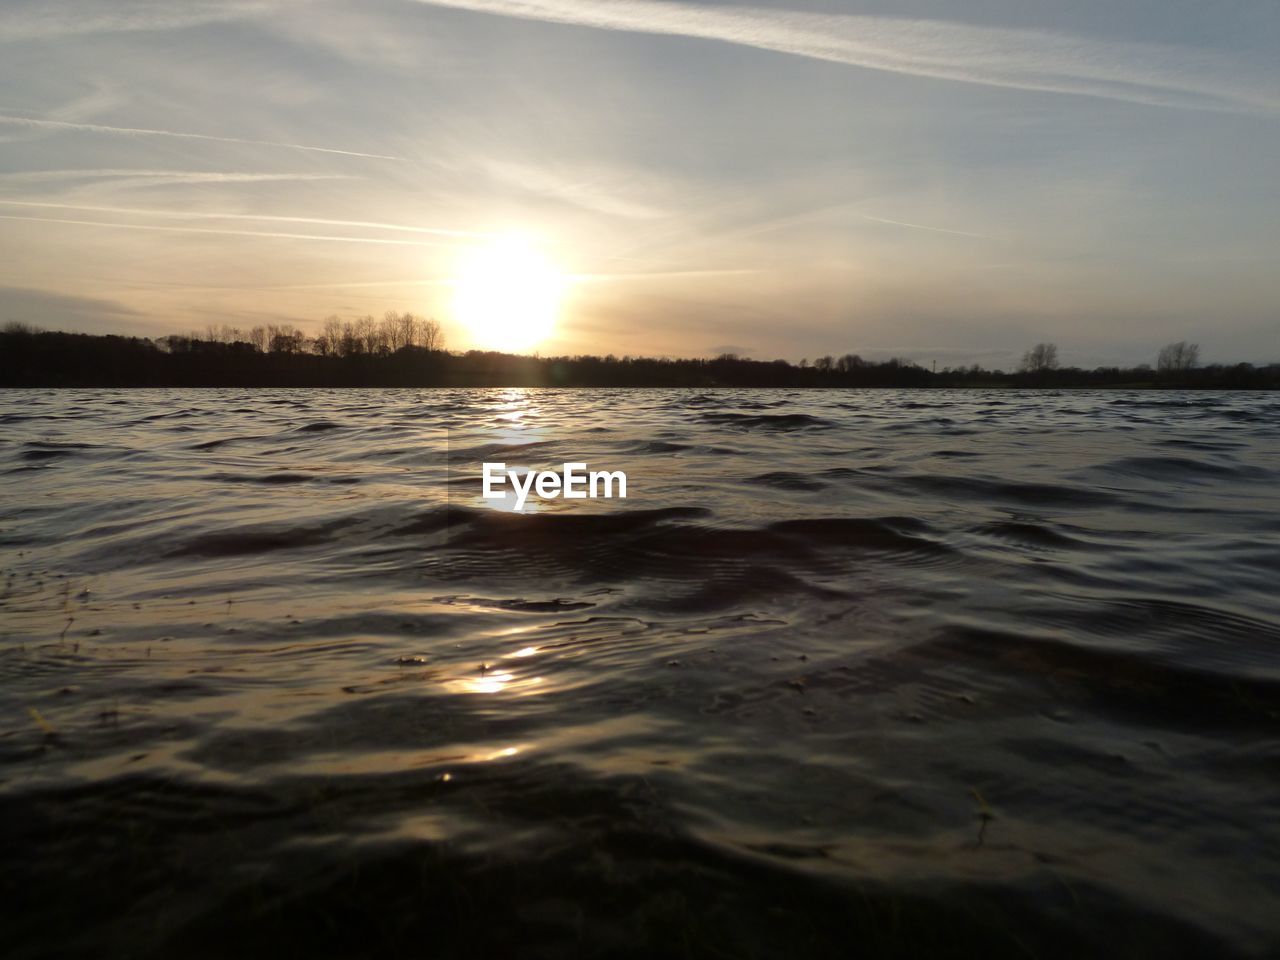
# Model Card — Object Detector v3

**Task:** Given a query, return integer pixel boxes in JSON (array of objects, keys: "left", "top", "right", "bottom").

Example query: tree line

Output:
[
  {"left": 1, "top": 322, "right": 1276, "bottom": 389},
  {"left": 1018, "top": 340, "right": 1201, "bottom": 374},
  {"left": 158, "top": 311, "right": 444, "bottom": 358}
]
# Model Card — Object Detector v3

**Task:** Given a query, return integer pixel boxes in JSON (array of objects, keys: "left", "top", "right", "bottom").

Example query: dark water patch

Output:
[
  {"left": 446, "top": 506, "right": 713, "bottom": 549},
  {"left": 622, "top": 439, "right": 692, "bottom": 454},
  {"left": 164, "top": 521, "right": 347, "bottom": 558},
  {"left": 922, "top": 626, "right": 1280, "bottom": 732},
  {"left": 663, "top": 565, "right": 848, "bottom": 612},
  {"left": 188, "top": 436, "right": 270, "bottom": 450},
  {"left": 768, "top": 516, "right": 952, "bottom": 559},
  {"left": 746, "top": 470, "right": 828, "bottom": 491},
  {"left": 0, "top": 767, "right": 1241, "bottom": 960},
  {"left": 930, "top": 448, "right": 982, "bottom": 459},
  {"left": 386, "top": 505, "right": 459, "bottom": 537},
  {"left": 896, "top": 474, "right": 1125, "bottom": 508},
  {"left": 697, "top": 411, "right": 833, "bottom": 430},
  {"left": 1155, "top": 437, "right": 1247, "bottom": 453},
  {"left": 1091, "top": 455, "right": 1271, "bottom": 484},
  {"left": 972, "top": 520, "right": 1099, "bottom": 550},
  {"left": 436, "top": 595, "right": 596, "bottom": 613},
  {"left": 205, "top": 471, "right": 315, "bottom": 485},
  {"left": 1032, "top": 596, "right": 1280, "bottom": 674}
]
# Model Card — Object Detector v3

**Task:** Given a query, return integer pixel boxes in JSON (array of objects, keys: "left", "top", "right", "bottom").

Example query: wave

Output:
[{"left": 697, "top": 411, "right": 834, "bottom": 430}]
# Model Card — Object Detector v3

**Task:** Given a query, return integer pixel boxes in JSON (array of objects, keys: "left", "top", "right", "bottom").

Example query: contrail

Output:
[
  {"left": 0, "top": 200, "right": 490, "bottom": 239},
  {"left": 0, "top": 214, "right": 457, "bottom": 247},
  {"left": 0, "top": 169, "right": 359, "bottom": 184},
  {"left": 857, "top": 214, "right": 993, "bottom": 241},
  {"left": 0, "top": 114, "right": 403, "bottom": 160},
  {"left": 571, "top": 268, "right": 757, "bottom": 282},
  {"left": 409, "top": 0, "right": 1278, "bottom": 112}
]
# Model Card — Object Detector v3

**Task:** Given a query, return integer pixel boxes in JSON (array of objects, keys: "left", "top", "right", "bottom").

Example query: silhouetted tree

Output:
[
  {"left": 418, "top": 316, "right": 443, "bottom": 351},
  {"left": 1157, "top": 340, "right": 1200, "bottom": 372},
  {"left": 314, "top": 316, "right": 341, "bottom": 357},
  {"left": 268, "top": 324, "right": 305, "bottom": 354},
  {"left": 1021, "top": 342, "right": 1059, "bottom": 372}
]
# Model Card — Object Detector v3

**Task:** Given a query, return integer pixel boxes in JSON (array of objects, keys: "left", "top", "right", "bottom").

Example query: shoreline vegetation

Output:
[{"left": 2, "top": 320, "right": 1277, "bottom": 389}]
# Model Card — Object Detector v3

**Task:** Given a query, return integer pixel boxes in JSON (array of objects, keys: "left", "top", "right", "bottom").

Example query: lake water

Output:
[{"left": 2, "top": 388, "right": 1278, "bottom": 958}]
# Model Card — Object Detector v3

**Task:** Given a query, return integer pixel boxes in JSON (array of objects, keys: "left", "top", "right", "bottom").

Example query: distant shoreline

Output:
[{"left": 3, "top": 327, "right": 1277, "bottom": 390}]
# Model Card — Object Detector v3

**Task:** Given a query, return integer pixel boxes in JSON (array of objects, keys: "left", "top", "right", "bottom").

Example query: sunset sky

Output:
[{"left": 2, "top": 0, "right": 1277, "bottom": 367}]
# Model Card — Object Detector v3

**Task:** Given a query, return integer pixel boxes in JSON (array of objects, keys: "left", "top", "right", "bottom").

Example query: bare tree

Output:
[
  {"left": 315, "top": 316, "right": 342, "bottom": 357},
  {"left": 1157, "top": 340, "right": 1200, "bottom": 372},
  {"left": 380, "top": 311, "right": 403, "bottom": 353},
  {"left": 397, "top": 311, "right": 418, "bottom": 351},
  {"left": 263, "top": 323, "right": 305, "bottom": 354},
  {"left": 417, "top": 316, "right": 443, "bottom": 351},
  {"left": 247, "top": 326, "right": 267, "bottom": 353},
  {"left": 348, "top": 315, "right": 375, "bottom": 355},
  {"left": 1021, "top": 342, "right": 1060, "bottom": 372}
]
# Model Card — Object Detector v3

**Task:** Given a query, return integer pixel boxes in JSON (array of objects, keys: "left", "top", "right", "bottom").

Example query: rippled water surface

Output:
[{"left": 3, "top": 388, "right": 1279, "bottom": 958}]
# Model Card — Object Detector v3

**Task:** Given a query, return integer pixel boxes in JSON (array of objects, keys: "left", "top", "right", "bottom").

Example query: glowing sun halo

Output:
[{"left": 451, "top": 234, "right": 566, "bottom": 352}]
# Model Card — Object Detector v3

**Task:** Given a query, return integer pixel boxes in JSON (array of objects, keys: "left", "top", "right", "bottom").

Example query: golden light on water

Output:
[{"left": 450, "top": 233, "right": 566, "bottom": 352}]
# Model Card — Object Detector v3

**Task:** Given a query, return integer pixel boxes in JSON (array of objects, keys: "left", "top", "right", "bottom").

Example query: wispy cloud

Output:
[
  {"left": 572, "top": 268, "right": 757, "bottom": 282},
  {"left": 0, "top": 199, "right": 490, "bottom": 238},
  {"left": 0, "top": 114, "right": 403, "bottom": 160},
  {"left": 410, "top": 0, "right": 1278, "bottom": 112},
  {"left": 0, "top": 214, "right": 464, "bottom": 247},
  {"left": 481, "top": 160, "right": 671, "bottom": 220},
  {"left": 0, "top": 169, "right": 359, "bottom": 187},
  {"left": 856, "top": 213, "right": 993, "bottom": 241},
  {"left": 0, "top": 1, "right": 268, "bottom": 40}
]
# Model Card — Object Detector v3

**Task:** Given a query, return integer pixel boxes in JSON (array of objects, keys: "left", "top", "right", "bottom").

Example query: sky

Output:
[{"left": 1, "top": 0, "right": 1278, "bottom": 368}]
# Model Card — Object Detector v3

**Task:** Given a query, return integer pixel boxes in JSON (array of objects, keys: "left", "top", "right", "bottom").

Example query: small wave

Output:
[
  {"left": 164, "top": 520, "right": 349, "bottom": 558},
  {"left": 19, "top": 449, "right": 70, "bottom": 461},
  {"left": 206, "top": 472, "right": 318, "bottom": 485},
  {"left": 972, "top": 520, "right": 1098, "bottom": 550},
  {"left": 746, "top": 471, "right": 827, "bottom": 491},
  {"left": 1093, "top": 455, "right": 1270, "bottom": 483},
  {"left": 622, "top": 440, "right": 692, "bottom": 454},
  {"left": 923, "top": 625, "right": 1280, "bottom": 732},
  {"left": 436, "top": 595, "right": 596, "bottom": 612},
  {"left": 698, "top": 412, "right": 833, "bottom": 430}
]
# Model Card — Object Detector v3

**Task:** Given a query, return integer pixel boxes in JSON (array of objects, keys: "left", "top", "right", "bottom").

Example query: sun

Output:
[{"left": 450, "top": 234, "right": 566, "bottom": 352}]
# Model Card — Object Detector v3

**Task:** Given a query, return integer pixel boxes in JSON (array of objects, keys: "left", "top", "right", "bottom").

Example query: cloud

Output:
[
  {"left": 573, "top": 267, "right": 756, "bottom": 282},
  {"left": 0, "top": 1, "right": 268, "bottom": 40},
  {"left": 856, "top": 213, "right": 993, "bottom": 241},
  {"left": 480, "top": 160, "right": 672, "bottom": 220},
  {"left": 0, "top": 114, "right": 403, "bottom": 161},
  {"left": 410, "top": 0, "right": 1278, "bottom": 112},
  {"left": 0, "top": 214, "right": 461, "bottom": 247},
  {"left": 0, "top": 199, "right": 490, "bottom": 239},
  {"left": 0, "top": 169, "right": 360, "bottom": 188}
]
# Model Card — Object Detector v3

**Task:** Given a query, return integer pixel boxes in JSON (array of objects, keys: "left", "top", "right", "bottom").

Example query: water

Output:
[{"left": 2, "top": 388, "right": 1278, "bottom": 958}]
